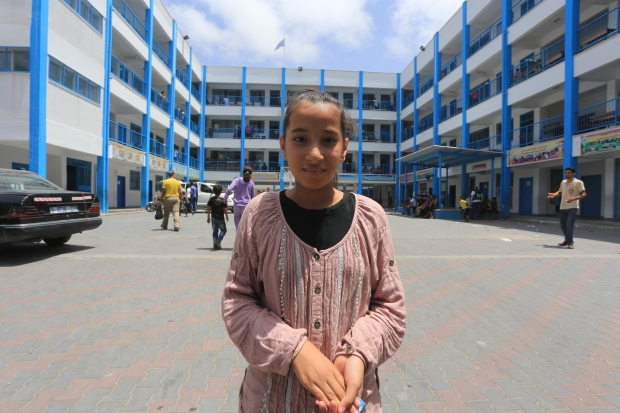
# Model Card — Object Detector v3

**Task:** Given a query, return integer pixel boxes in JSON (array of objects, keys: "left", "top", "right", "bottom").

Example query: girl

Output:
[{"left": 222, "top": 90, "right": 406, "bottom": 413}]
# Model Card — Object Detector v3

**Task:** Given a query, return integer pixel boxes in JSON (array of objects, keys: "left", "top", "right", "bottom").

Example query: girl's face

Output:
[{"left": 280, "top": 101, "right": 348, "bottom": 190}]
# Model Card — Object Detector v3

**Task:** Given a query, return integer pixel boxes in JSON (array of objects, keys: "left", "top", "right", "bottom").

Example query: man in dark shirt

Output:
[{"left": 207, "top": 185, "right": 229, "bottom": 250}]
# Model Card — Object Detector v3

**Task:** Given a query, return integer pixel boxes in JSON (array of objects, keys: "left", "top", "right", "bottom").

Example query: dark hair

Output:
[
  {"left": 243, "top": 166, "right": 253, "bottom": 174},
  {"left": 565, "top": 166, "right": 576, "bottom": 173},
  {"left": 213, "top": 184, "right": 222, "bottom": 195}
]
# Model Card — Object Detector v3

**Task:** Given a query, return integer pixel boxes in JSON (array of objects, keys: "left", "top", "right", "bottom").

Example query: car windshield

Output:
[{"left": 0, "top": 172, "right": 62, "bottom": 191}]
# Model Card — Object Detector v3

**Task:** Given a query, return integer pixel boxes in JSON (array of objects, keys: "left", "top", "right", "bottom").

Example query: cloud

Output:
[
  {"left": 165, "top": 0, "right": 374, "bottom": 67},
  {"left": 383, "top": 0, "right": 463, "bottom": 59}
]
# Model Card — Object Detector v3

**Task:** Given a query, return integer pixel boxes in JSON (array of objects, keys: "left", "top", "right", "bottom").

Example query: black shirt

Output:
[
  {"left": 279, "top": 191, "right": 356, "bottom": 251},
  {"left": 207, "top": 196, "right": 226, "bottom": 220}
]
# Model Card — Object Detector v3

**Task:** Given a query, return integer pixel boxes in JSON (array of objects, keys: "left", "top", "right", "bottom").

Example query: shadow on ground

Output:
[{"left": 0, "top": 244, "right": 94, "bottom": 267}]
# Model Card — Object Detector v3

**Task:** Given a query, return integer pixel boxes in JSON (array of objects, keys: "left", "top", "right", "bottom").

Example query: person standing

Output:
[
  {"left": 224, "top": 166, "right": 255, "bottom": 230},
  {"left": 158, "top": 171, "right": 183, "bottom": 231},
  {"left": 207, "top": 184, "right": 229, "bottom": 250},
  {"left": 547, "top": 167, "right": 586, "bottom": 249},
  {"left": 189, "top": 182, "right": 198, "bottom": 215},
  {"left": 470, "top": 186, "right": 483, "bottom": 220}
]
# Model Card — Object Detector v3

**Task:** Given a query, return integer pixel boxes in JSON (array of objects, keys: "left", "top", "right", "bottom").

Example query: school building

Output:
[{"left": 2, "top": 0, "right": 620, "bottom": 219}]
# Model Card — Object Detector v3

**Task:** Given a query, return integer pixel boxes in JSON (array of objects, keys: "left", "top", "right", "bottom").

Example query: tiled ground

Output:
[{"left": 0, "top": 211, "right": 619, "bottom": 412}]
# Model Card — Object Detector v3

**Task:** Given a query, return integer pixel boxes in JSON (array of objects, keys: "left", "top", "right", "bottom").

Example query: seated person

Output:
[
  {"left": 416, "top": 196, "right": 428, "bottom": 217},
  {"left": 459, "top": 196, "right": 470, "bottom": 221},
  {"left": 480, "top": 196, "right": 492, "bottom": 220},
  {"left": 427, "top": 196, "right": 436, "bottom": 219},
  {"left": 490, "top": 197, "right": 499, "bottom": 219},
  {"left": 401, "top": 198, "right": 413, "bottom": 216}
]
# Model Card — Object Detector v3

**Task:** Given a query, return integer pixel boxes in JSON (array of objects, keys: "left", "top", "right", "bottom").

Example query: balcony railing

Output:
[
  {"left": 509, "top": 115, "right": 565, "bottom": 149},
  {"left": 419, "top": 76, "right": 434, "bottom": 96},
  {"left": 418, "top": 114, "right": 434, "bottom": 133},
  {"left": 361, "top": 100, "right": 395, "bottom": 111},
  {"left": 577, "top": 98, "right": 620, "bottom": 133},
  {"left": 189, "top": 156, "right": 199, "bottom": 169},
  {"left": 440, "top": 98, "right": 463, "bottom": 122},
  {"left": 110, "top": 56, "right": 145, "bottom": 96},
  {"left": 150, "top": 138, "right": 166, "bottom": 158},
  {"left": 511, "top": 0, "right": 543, "bottom": 25},
  {"left": 340, "top": 99, "right": 358, "bottom": 110},
  {"left": 150, "top": 89, "right": 169, "bottom": 112},
  {"left": 245, "top": 128, "right": 281, "bottom": 139},
  {"left": 173, "top": 151, "right": 186, "bottom": 164},
  {"left": 246, "top": 96, "right": 281, "bottom": 107},
  {"left": 153, "top": 39, "right": 170, "bottom": 67},
  {"left": 578, "top": 6, "right": 619, "bottom": 52},
  {"left": 206, "top": 95, "right": 242, "bottom": 106},
  {"left": 191, "top": 84, "right": 201, "bottom": 101},
  {"left": 174, "top": 108, "right": 187, "bottom": 125},
  {"left": 112, "top": 0, "right": 147, "bottom": 40},
  {"left": 360, "top": 132, "right": 395, "bottom": 143},
  {"left": 468, "top": 134, "right": 502, "bottom": 151},
  {"left": 469, "top": 77, "right": 501, "bottom": 107},
  {"left": 109, "top": 121, "right": 143, "bottom": 150},
  {"left": 510, "top": 38, "right": 565, "bottom": 86},
  {"left": 470, "top": 17, "right": 502, "bottom": 56},
  {"left": 189, "top": 120, "right": 199, "bottom": 136},
  {"left": 204, "top": 160, "right": 243, "bottom": 172},
  {"left": 175, "top": 67, "right": 189, "bottom": 88},
  {"left": 361, "top": 164, "right": 395, "bottom": 175},
  {"left": 403, "top": 127, "right": 415, "bottom": 141},
  {"left": 402, "top": 93, "right": 414, "bottom": 109},
  {"left": 440, "top": 52, "right": 462, "bottom": 79}
]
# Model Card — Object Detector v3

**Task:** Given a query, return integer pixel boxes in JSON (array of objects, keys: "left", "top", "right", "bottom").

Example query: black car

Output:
[{"left": 0, "top": 169, "right": 102, "bottom": 246}]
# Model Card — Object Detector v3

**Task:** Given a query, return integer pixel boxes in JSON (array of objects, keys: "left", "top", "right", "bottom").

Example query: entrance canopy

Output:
[{"left": 397, "top": 145, "right": 501, "bottom": 168}]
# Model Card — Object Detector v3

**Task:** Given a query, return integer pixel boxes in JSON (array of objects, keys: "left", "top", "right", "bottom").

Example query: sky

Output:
[{"left": 165, "top": 0, "right": 465, "bottom": 73}]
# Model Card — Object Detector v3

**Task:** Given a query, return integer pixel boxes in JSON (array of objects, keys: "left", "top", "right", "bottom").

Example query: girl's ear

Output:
[
  {"left": 340, "top": 137, "right": 349, "bottom": 162},
  {"left": 279, "top": 135, "right": 287, "bottom": 161}
]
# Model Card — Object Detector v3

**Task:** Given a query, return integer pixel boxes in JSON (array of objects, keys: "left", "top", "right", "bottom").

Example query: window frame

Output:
[
  {"left": 129, "top": 170, "right": 141, "bottom": 191},
  {"left": 48, "top": 56, "right": 102, "bottom": 105}
]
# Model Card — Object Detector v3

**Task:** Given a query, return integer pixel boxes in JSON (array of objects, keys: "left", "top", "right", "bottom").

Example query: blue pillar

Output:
[
  {"left": 357, "top": 71, "right": 363, "bottom": 194},
  {"left": 395, "top": 73, "right": 402, "bottom": 209},
  {"left": 184, "top": 50, "right": 193, "bottom": 182},
  {"left": 413, "top": 57, "right": 420, "bottom": 196},
  {"left": 140, "top": 0, "right": 154, "bottom": 208},
  {"left": 279, "top": 68, "right": 286, "bottom": 190},
  {"left": 491, "top": 158, "right": 495, "bottom": 199},
  {"left": 166, "top": 22, "right": 178, "bottom": 169},
  {"left": 97, "top": 0, "right": 113, "bottom": 213},
  {"left": 501, "top": 0, "right": 513, "bottom": 214},
  {"left": 240, "top": 67, "right": 247, "bottom": 176},
  {"left": 461, "top": 2, "right": 471, "bottom": 198},
  {"left": 29, "top": 0, "right": 49, "bottom": 177},
  {"left": 438, "top": 155, "right": 443, "bottom": 208},
  {"left": 320, "top": 69, "right": 325, "bottom": 91},
  {"left": 564, "top": 0, "right": 579, "bottom": 175},
  {"left": 433, "top": 33, "right": 442, "bottom": 194},
  {"left": 199, "top": 66, "right": 206, "bottom": 182}
]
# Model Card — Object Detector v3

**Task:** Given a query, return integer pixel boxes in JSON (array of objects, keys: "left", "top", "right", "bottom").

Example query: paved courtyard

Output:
[{"left": 1, "top": 210, "right": 619, "bottom": 413}]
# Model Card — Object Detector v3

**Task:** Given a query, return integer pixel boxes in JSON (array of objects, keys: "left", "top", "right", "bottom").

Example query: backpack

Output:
[{"left": 474, "top": 190, "right": 482, "bottom": 200}]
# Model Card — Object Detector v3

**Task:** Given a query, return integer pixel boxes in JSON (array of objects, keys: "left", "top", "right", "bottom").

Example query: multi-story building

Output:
[{"left": 2, "top": 0, "right": 619, "bottom": 220}]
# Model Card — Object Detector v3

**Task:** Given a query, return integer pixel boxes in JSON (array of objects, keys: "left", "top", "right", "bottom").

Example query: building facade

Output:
[{"left": 1, "top": 0, "right": 619, "bottom": 219}]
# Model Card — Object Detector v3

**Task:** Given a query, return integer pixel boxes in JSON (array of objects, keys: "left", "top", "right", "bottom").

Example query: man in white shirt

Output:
[
  {"left": 223, "top": 96, "right": 229, "bottom": 106},
  {"left": 547, "top": 166, "right": 586, "bottom": 249}
]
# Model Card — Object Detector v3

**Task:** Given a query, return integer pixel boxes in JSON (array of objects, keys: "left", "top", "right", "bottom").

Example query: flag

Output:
[{"left": 274, "top": 38, "right": 285, "bottom": 51}]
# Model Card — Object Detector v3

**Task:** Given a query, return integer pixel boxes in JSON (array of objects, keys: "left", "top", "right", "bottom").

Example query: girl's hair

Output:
[{"left": 282, "top": 89, "right": 357, "bottom": 188}]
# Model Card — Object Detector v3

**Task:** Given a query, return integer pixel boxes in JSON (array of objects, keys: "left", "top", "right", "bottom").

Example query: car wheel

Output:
[{"left": 43, "top": 235, "right": 72, "bottom": 246}]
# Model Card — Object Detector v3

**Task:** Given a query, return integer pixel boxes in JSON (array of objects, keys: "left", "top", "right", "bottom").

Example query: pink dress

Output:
[{"left": 222, "top": 192, "right": 406, "bottom": 412}]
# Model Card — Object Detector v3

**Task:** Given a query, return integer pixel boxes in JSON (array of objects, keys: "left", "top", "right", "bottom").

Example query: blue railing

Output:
[
  {"left": 469, "top": 77, "right": 501, "bottom": 107},
  {"left": 150, "top": 89, "right": 169, "bottom": 112},
  {"left": 340, "top": 99, "right": 358, "bottom": 110},
  {"left": 419, "top": 76, "right": 434, "bottom": 96},
  {"left": 440, "top": 98, "right": 463, "bottom": 122},
  {"left": 361, "top": 164, "right": 395, "bottom": 175},
  {"left": 63, "top": 0, "right": 103, "bottom": 33},
  {"left": 153, "top": 39, "right": 170, "bottom": 67},
  {"left": 191, "top": 84, "right": 200, "bottom": 101},
  {"left": 206, "top": 95, "right": 242, "bottom": 106},
  {"left": 403, "top": 126, "right": 415, "bottom": 141},
  {"left": 361, "top": 100, "right": 395, "bottom": 111},
  {"left": 469, "top": 134, "right": 502, "bottom": 151},
  {"left": 245, "top": 128, "right": 281, "bottom": 139},
  {"left": 578, "top": 7, "right": 619, "bottom": 52},
  {"left": 511, "top": 0, "right": 543, "bottom": 25},
  {"left": 189, "top": 120, "right": 199, "bottom": 135},
  {"left": 112, "top": 0, "right": 147, "bottom": 40},
  {"left": 150, "top": 139, "right": 166, "bottom": 158},
  {"left": 204, "top": 160, "right": 243, "bottom": 172},
  {"left": 509, "top": 115, "right": 564, "bottom": 149},
  {"left": 173, "top": 151, "right": 186, "bottom": 164},
  {"left": 418, "top": 114, "right": 434, "bottom": 133},
  {"left": 246, "top": 96, "right": 281, "bottom": 106},
  {"left": 576, "top": 98, "right": 620, "bottom": 133},
  {"left": 360, "top": 132, "right": 395, "bottom": 143},
  {"left": 470, "top": 17, "right": 502, "bottom": 56},
  {"left": 189, "top": 156, "right": 199, "bottom": 169},
  {"left": 207, "top": 127, "right": 236, "bottom": 138},
  {"left": 175, "top": 67, "right": 189, "bottom": 88},
  {"left": 402, "top": 93, "right": 414, "bottom": 109},
  {"left": 174, "top": 108, "right": 187, "bottom": 125},
  {"left": 511, "top": 38, "right": 565, "bottom": 86},
  {"left": 109, "top": 121, "right": 143, "bottom": 150},
  {"left": 111, "top": 56, "right": 145, "bottom": 96},
  {"left": 440, "top": 52, "right": 462, "bottom": 79}
]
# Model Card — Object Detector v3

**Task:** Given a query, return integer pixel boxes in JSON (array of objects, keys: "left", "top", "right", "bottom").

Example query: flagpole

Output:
[{"left": 283, "top": 41, "right": 285, "bottom": 68}]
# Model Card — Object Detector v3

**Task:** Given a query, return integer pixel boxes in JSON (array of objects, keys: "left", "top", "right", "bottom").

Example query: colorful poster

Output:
[
  {"left": 252, "top": 172, "right": 279, "bottom": 181},
  {"left": 364, "top": 174, "right": 395, "bottom": 182},
  {"left": 173, "top": 163, "right": 186, "bottom": 178},
  {"left": 149, "top": 155, "right": 169, "bottom": 172},
  {"left": 507, "top": 138, "right": 563, "bottom": 166},
  {"left": 580, "top": 127, "right": 620, "bottom": 155},
  {"left": 109, "top": 142, "right": 145, "bottom": 166},
  {"left": 415, "top": 168, "right": 434, "bottom": 181},
  {"left": 338, "top": 173, "right": 357, "bottom": 181},
  {"left": 399, "top": 172, "right": 414, "bottom": 181},
  {"left": 189, "top": 169, "right": 200, "bottom": 180}
]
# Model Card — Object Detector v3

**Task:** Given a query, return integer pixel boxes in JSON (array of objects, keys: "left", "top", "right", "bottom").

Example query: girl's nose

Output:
[{"left": 306, "top": 146, "right": 323, "bottom": 161}]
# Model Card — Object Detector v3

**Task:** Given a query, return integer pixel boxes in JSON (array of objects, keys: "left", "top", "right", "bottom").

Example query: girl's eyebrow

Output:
[{"left": 290, "top": 127, "right": 338, "bottom": 134}]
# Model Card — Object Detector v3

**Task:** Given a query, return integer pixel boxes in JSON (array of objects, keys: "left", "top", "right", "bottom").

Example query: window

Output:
[
  {"left": 200, "top": 184, "right": 212, "bottom": 193},
  {"left": 155, "top": 175, "right": 163, "bottom": 192},
  {"left": 343, "top": 92, "right": 354, "bottom": 109},
  {"left": 211, "top": 151, "right": 240, "bottom": 161},
  {"left": 362, "top": 154, "right": 375, "bottom": 167},
  {"left": 130, "top": 170, "right": 140, "bottom": 190},
  {"left": 470, "top": 127, "right": 490, "bottom": 146},
  {"left": 48, "top": 56, "right": 101, "bottom": 104},
  {"left": 449, "top": 139, "right": 457, "bottom": 147},
  {"left": 327, "top": 92, "right": 338, "bottom": 99},
  {"left": 0, "top": 48, "right": 29, "bottom": 72},
  {"left": 62, "top": 0, "right": 103, "bottom": 33}
]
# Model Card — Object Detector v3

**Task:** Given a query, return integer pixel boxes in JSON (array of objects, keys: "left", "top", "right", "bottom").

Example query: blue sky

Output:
[{"left": 165, "top": 0, "right": 464, "bottom": 73}]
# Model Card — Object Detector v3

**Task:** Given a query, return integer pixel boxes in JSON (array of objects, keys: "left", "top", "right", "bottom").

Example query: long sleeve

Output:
[
  {"left": 221, "top": 211, "right": 307, "bottom": 376},
  {"left": 224, "top": 177, "right": 237, "bottom": 200},
  {"left": 335, "top": 219, "right": 406, "bottom": 373}
]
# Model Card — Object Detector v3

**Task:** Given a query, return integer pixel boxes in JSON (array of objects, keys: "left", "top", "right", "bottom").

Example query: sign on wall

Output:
[
  {"left": 580, "top": 127, "right": 620, "bottom": 155},
  {"left": 252, "top": 172, "right": 279, "bottom": 181},
  {"left": 173, "top": 163, "right": 186, "bottom": 178},
  {"left": 399, "top": 172, "right": 414, "bottom": 181},
  {"left": 149, "top": 155, "right": 169, "bottom": 172},
  {"left": 471, "top": 162, "right": 488, "bottom": 171},
  {"left": 507, "top": 139, "right": 563, "bottom": 166},
  {"left": 415, "top": 168, "right": 434, "bottom": 181},
  {"left": 189, "top": 169, "right": 200, "bottom": 180},
  {"left": 109, "top": 142, "right": 145, "bottom": 166},
  {"left": 338, "top": 173, "right": 358, "bottom": 181}
]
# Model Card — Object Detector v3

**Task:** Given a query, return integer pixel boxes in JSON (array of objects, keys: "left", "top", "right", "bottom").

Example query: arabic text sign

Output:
[
  {"left": 110, "top": 142, "right": 145, "bottom": 166},
  {"left": 580, "top": 127, "right": 620, "bottom": 155},
  {"left": 507, "top": 139, "right": 563, "bottom": 166}
]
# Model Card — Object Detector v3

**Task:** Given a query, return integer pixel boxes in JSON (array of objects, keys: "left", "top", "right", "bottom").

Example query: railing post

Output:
[
  {"left": 500, "top": 0, "right": 513, "bottom": 215},
  {"left": 167, "top": 22, "right": 177, "bottom": 170},
  {"left": 413, "top": 57, "right": 419, "bottom": 197},
  {"left": 564, "top": 0, "right": 580, "bottom": 175}
]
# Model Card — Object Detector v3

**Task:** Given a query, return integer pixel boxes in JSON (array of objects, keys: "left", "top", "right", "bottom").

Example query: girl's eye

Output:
[
  {"left": 292, "top": 136, "right": 307, "bottom": 142},
  {"left": 323, "top": 137, "right": 337, "bottom": 143}
]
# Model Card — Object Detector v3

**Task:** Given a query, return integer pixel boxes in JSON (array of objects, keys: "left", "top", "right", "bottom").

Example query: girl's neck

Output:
[{"left": 286, "top": 184, "right": 343, "bottom": 210}]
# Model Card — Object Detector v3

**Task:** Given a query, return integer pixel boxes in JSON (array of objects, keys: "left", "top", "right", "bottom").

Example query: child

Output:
[
  {"left": 207, "top": 184, "right": 228, "bottom": 250},
  {"left": 222, "top": 90, "right": 406, "bottom": 413}
]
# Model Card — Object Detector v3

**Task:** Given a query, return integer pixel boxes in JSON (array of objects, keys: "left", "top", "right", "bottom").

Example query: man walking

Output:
[
  {"left": 470, "top": 186, "right": 483, "bottom": 219},
  {"left": 547, "top": 166, "right": 586, "bottom": 249},
  {"left": 158, "top": 170, "right": 183, "bottom": 231},
  {"left": 189, "top": 182, "right": 198, "bottom": 215},
  {"left": 224, "top": 166, "right": 255, "bottom": 230}
]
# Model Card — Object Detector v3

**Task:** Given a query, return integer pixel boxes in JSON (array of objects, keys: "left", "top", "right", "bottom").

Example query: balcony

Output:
[
  {"left": 340, "top": 99, "right": 358, "bottom": 110},
  {"left": 418, "top": 113, "right": 433, "bottom": 133},
  {"left": 402, "top": 93, "right": 414, "bottom": 109},
  {"left": 360, "top": 132, "right": 396, "bottom": 143},
  {"left": 153, "top": 39, "right": 170, "bottom": 67},
  {"left": 191, "top": 84, "right": 201, "bottom": 102},
  {"left": 246, "top": 128, "right": 280, "bottom": 139},
  {"left": 175, "top": 67, "right": 189, "bottom": 89},
  {"left": 509, "top": 115, "right": 564, "bottom": 149},
  {"left": 189, "top": 120, "right": 199, "bottom": 136},
  {"left": 189, "top": 156, "right": 199, "bottom": 169},
  {"left": 577, "top": 98, "right": 620, "bottom": 133},
  {"left": 468, "top": 134, "right": 502, "bottom": 151},
  {"left": 206, "top": 95, "right": 242, "bottom": 106},
  {"left": 246, "top": 96, "right": 281, "bottom": 107},
  {"left": 419, "top": 76, "right": 434, "bottom": 97},
  {"left": 469, "top": 77, "right": 501, "bottom": 107},
  {"left": 361, "top": 164, "right": 395, "bottom": 179},
  {"left": 511, "top": 0, "right": 543, "bottom": 25},
  {"left": 403, "top": 126, "right": 414, "bottom": 141},
  {"left": 510, "top": 38, "right": 565, "bottom": 86},
  {"left": 112, "top": 0, "right": 147, "bottom": 41},
  {"left": 440, "top": 98, "right": 463, "bottom": 122},
  {"left": 109, "top": 121, "right": 143, "bottom": 150},
  {"left": 470, "top": 17, "right": 502, "bottom": 56},
  {"left": 361, "top": 100, "right": 395, "bottom": 111},
  {"left": 111, "top": 56, "right": 146, "bottom": 96},
  {"left": 440, "top": 52, "right": 462, "bottom": 79},
  {"left": 174, "top": 108, "right": 187, "bottom": 125},
  {"left": 173, "top": 151, "right": 186, "bottom": 164},
  {"left": 578, "top": 7, "right": 619, "bottom": 53},
  {"left": 150, "top": 138, "right": 166, "bottom": 158},
  {"left": 204, "top": 160, "right": 242, "bottom": 172},
  {"left": 150, "top": 89, "right": 169, "bottom": 112}
]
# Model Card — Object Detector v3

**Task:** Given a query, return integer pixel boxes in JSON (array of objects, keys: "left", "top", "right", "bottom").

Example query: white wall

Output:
[
  {"left": 286, "top": 68, "right": 321, "bottom": 86},
  {"left": 0, "top": 144, "right": 29, "bottom": 169},
  {"left": 207, "top": 66, "right": 243, "bottom": 84},
  {"left": 0, "top": 74, "right": 30, "bottom": 141},
  {"left": 439, "top": 6, "right": 463, "bottom": 50},
  {"left": 247, "top": 68, "right": 281, "bottom": 85},
  {"left": 0, "top": 0, "right": 31, "bottom": 47}
]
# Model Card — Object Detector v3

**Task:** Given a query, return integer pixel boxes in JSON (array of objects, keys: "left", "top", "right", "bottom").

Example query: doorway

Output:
[
  {"left": 479, "top": 182, "right": 489, "bottom": 198},
  {"left": 66, "top": 158, "right": 92, "bottom": 191},
  {"left": 117, "top": 176, "right": 126, "bottom": 208},
  {"left": 449, "top": 185, "right": 456, "bottom": 208},
  {"left": 519, "top": 111, "right": 534, "bottom": 147},
  {"left": 580, "top": 175, "right": 601, "bottom": 218},
  {"left": 518, "top": 177, "right": 533, "bottom": 215}
]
